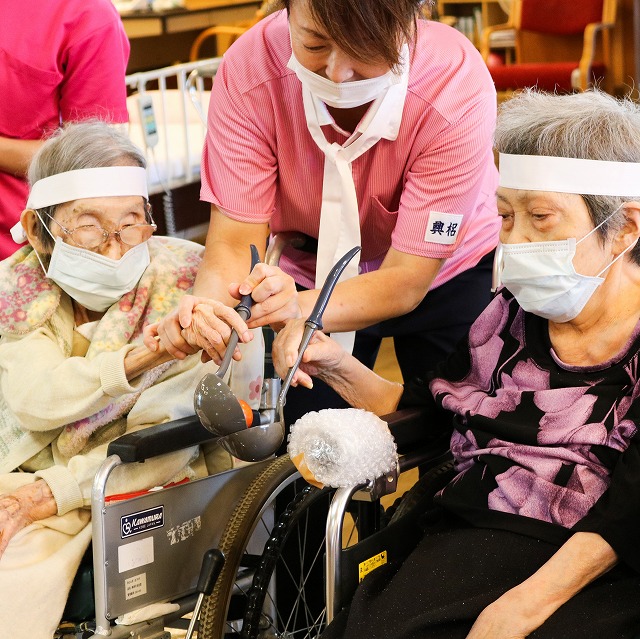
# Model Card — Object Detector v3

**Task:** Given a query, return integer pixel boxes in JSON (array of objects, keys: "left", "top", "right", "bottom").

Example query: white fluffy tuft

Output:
[{"left": 287, "top": 408, "right": 398, "bottom": 487}]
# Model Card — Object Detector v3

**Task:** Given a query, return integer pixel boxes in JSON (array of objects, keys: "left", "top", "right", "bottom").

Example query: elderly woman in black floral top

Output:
[{"left": 273, "top": 89, "right": 640, "bottom": 639}]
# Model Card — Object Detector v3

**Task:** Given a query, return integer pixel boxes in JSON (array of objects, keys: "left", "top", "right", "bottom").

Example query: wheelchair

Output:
[
  {"left": 55, "top": 404, "right": 449, "bottom": 639},
  {"left": 54, "top": 232, "right": 455, "bottom": 639}
]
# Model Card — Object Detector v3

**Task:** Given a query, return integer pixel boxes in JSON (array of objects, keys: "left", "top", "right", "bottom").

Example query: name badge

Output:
[{"left": 424, "top": 211, "right": 463, "bottom": 245}]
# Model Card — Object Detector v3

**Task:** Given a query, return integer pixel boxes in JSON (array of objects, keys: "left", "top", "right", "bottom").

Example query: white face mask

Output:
[
  {"left": 40, "top": 237, "right": 150, "bottom": 312},
  {"left": 500, "top": 207, "right": 636, "bottom": 323},
  {"left": 287, "top": 50, "right": 403, "bottom": 109}
]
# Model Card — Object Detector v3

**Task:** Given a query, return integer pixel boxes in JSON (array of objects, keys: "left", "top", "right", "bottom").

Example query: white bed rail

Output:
[{"left": 125, "top": 57, "right": 221, "bottom": 195}]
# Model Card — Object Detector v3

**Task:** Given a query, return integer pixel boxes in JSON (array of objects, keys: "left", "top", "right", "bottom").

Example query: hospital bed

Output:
[{"left": 125, "top": 58, "right": 220, "bottom": 241}]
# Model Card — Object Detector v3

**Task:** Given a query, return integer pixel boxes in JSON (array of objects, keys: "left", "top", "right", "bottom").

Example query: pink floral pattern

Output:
[
  {"left": 249, "top": 376, "right": 263, "bottom": 402},
  {"left": 0, "top": 238, "right": 204, "bottom": 457},
  {"left": 431, "top": 290, "right": 640, "bottom": 530}
]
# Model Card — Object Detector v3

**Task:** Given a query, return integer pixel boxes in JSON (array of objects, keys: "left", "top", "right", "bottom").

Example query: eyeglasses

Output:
[{"left": 44, "top": 211, "right": 157, "bottom": 250}]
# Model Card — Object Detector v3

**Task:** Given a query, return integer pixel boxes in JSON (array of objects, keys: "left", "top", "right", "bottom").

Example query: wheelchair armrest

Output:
[
  {"left": 381, "top": 406, "right": 450, "bottom": 471},
  {"left": 381, "top": 407, "right": 434, "bottom": 453},
  {"left": 106, "top": 415, "right": 218, "bottom": 463}
]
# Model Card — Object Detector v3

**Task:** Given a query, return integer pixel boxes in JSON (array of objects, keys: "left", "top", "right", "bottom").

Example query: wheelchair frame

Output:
[
  {"left": 90, "top": 425, "right": 303, "bottom": 637},
  {"left": 66, "top": 229, "right": 450, "bottom": 638},
  {"left": 84, "top": 407, "right": 441, "bottom": 638}
]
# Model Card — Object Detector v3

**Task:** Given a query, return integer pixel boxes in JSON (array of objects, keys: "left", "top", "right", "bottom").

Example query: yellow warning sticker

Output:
[{"left": 358, "top": 550, "right": 387, "bottom": 582}]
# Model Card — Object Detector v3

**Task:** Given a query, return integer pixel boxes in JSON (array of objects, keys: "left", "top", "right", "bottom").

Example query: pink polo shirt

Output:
[
  {"left": 0, "top": 0, "right": 130, "bottom": 259},
  {"left": 201, "top": 11, "right": 500, "bottom": 290}
]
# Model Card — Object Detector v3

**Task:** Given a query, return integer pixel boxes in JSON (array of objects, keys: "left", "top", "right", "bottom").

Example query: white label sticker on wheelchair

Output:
[
  {"left": 124, "top": 573, "right": 148, "bottom": 600},
  {"left": 121, "top": 505, "right": 164, "bottom": 539},
  {"left": 118, "top": 537, "right": 154, "bottom": 573}
]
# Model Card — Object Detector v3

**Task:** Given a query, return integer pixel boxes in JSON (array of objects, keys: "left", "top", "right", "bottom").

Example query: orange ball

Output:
[{"left": 238, "top": 399, "right": 253, "bottom": 427}]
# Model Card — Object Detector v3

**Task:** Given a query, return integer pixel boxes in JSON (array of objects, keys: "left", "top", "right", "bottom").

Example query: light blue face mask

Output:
[
  {"left": 44, "top": 238, "right": 150, "bottom": 312},
  {"left": 500, "top": 205, "right": 637, "bottom": 323},
  {"left": 34, "top": 214, "right": 150, "bottom": 312}
]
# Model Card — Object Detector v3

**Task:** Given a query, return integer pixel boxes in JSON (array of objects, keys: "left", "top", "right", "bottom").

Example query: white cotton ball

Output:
[{"left": 287, "top": 408, "right": 398, "bottom": 488}]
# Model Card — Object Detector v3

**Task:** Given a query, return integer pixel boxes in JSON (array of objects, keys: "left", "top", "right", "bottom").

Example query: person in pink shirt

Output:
[
  {"left": 0, "top": 0, "right": 130, "bottom": 259},
  {"left": 151, "top": 0, "right": 501, "bottom": 424}
]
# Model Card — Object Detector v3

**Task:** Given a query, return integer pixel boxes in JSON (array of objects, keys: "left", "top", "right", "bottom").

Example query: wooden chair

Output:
[
  {"left": 189, "top": 25, "right": 249, "bottom": 60},
  {"left": 189, "top": 0, "right": 283, "bottom": 60},
  {"left": 480, "top": 0, "right": 618, "bottom": 99}
]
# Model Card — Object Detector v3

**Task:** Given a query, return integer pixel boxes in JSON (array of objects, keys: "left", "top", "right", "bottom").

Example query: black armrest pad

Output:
[
  {"left": 106, "top": 415, "right": 217, "bottom": 463},
  {"left": 108, "top": 407, "right": 439, "bottom": 464},
  {"left": 381, "top": 407, "right": 431, "bottom": 453}
]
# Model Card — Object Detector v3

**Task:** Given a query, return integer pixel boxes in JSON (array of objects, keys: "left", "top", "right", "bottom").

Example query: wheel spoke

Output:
[{"left": 237, "top": 485, "right": 332, "bottom": 639}]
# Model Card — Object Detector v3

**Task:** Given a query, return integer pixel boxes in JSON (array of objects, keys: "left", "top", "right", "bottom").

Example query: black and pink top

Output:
[{"left": 400, "top": 289, "right": 640, "bottom": 572}]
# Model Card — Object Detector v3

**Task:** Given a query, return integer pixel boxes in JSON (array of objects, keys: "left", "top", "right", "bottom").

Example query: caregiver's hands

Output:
[
  {"left": 144, "top": 264, "right": 301, "bottom": 363},
  {"left": 0, "top": 480, "right": 56, "bottom": 560}
]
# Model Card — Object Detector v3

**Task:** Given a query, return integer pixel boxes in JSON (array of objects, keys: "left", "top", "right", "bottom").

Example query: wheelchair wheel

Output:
[
  {"left": 197, "top": 455, "right": 305, "bottom": 639},
  {"left": 241, "top": 483, "right": 335, "bottom": 638},
  {"left": 388, "top": 455, "right": 455, "bottom": 524}
]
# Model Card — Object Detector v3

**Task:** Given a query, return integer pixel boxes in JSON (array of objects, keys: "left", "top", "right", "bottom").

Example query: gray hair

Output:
[
  {"left": 494, "top": 89, "right": 640, "bottom": 265},
  {"left": 28, "top": 120, "right": 146, "bottom": 250}
]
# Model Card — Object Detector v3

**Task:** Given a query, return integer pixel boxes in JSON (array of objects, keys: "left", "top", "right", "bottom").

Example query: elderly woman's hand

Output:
[
  {"left": 143, "top": 295, "right": 205, "bottom": 360},
  {"left": 144, "top": 264, "right": 298, "bottom": 362},
  {"left": 231, "top": 263, "right": 301, "bottom": 332},
  {"left": 0, "top": 480, "right": 57, "bottom": 560},
  {"left": 465, "top": 587, "right": 549, "bottom": 639},
  {"left": 181, "top": 300, "right": 254, "bottom": 365},
  {"left": 272, "top": 320, "right": 345, "bottom": 389}
]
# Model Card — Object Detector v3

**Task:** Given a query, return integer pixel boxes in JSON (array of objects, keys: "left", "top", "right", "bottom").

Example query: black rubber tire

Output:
[
  {"left": 198, "top": 454, "right": 301, "bottom": 639},
  {"left": 240, "top": 484, "right": 334, "bottom": 638},
  {"left": 388, "top": 455, "right": 455, "bottom": 524}
]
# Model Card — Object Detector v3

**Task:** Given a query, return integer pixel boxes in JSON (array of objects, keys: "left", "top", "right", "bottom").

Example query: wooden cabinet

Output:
[{"left": 436, "top": 0, "right": 509, "bottom": 47}]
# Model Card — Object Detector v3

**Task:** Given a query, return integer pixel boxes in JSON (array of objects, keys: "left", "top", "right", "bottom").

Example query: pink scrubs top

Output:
[
  {"left": 201, "top": 11, "right": 500, "bottom": 290},
  {"left": 0, "top": 0, "right": 130, "bottom": 259}
]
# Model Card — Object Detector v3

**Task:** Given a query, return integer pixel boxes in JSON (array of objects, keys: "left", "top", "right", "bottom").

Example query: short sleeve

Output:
[
  {"left": 58, "top": 7, "right": 130, "bottom": 124},
  {"left": 392, "top": 88, "right": 498, "bottom": 260},
  {"left": 200, "top": 57, "right": 278, "bottom": 221}
]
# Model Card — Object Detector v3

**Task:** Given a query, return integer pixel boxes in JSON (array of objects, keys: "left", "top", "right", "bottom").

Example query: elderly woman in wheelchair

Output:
[
  {"left": 273, "top": 89, "right": 640, "bottom": 639},
  {"left": 0, "top": 121, "right": 300, "bottom": 638}
]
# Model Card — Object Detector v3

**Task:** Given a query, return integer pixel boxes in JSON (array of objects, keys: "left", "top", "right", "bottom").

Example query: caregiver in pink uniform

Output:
[
  {"left": 0, "top": 0, "right": 130, "bottom": 259},
  {"left": 152, "top": 0, "right": 501, "bottom": 424}
]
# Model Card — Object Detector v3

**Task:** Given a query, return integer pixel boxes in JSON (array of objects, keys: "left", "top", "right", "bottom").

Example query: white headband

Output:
[
  {"left": 26, "top": 166, "right": 148, "bottom": 209},
  {"left": 11, "top": 167, "right": 148, "bottom": 244},
  {"left": 499, "top": 153, "right": 640, "bottom": 197}
]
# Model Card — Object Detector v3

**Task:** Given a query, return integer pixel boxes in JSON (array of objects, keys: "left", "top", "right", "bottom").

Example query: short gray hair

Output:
[
  {"left": 494, "top": 89, "right": 640, "bottom": 265},
  {"left": 28, "top": 120, "right": 146, "bottom": 250}
]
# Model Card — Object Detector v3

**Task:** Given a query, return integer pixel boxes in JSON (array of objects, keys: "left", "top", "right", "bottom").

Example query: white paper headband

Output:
[
  {"left": 26, "top": 166, "right": 148, "bottom": 209},
  {"left": 10, "top": 167, "right": 149, "bottom": 245},
  {"left": 499, "top": 153, "right": 640, "bottom": 197}
]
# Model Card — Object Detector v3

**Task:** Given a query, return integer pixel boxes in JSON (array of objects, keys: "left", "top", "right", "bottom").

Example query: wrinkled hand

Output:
[
  {"left": 0, "top": 480, "right": 57, "bottom": 560},
  {"left": 144, "top": 264, "right": 299, "bottom": 362},
  {"left": 143, "top": 294, "right": 204, "bottom": 360},
  {"left": 182, "top": 300, "right": 254, "bottom": 365},
  {"left": 230, "top": 263, "right": 301, "bottom": 332},
  {"left": 272, "top": 319, "right": 345, "bottom": 389},
  {"left": 466, "top": 591, "right": 546, "bottom": 639}
]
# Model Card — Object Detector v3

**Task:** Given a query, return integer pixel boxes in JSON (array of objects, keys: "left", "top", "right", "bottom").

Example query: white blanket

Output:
[{"left": 127, "top": 89, "right": 210, "bottom": 192}]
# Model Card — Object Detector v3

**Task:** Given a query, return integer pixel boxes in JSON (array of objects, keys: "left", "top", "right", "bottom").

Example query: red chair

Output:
[{"left": 480, "top": 0, "right": 618, "bottom": 97}]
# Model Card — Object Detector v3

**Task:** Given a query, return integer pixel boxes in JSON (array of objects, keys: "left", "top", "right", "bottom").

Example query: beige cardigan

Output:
[{"left": 0, "top": 238, "right": 263, "bottom": 514}]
